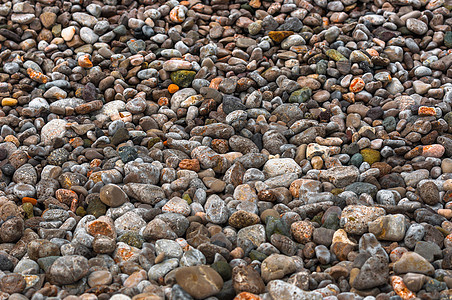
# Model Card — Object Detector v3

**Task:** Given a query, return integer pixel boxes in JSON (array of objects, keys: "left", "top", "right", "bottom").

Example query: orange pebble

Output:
[
  {"left": 234, "top": 292, "right": 262, "bottom": 300},
  {"left": 366, "top": 49, "right": 379, "bottom": 56},
  {"left": 349, "top": 77, "right": 365, "bottom": 93},
  {"left": 4, "top": 135, "right": 19, "bottom": 147},
  {"left": 418, "top": 106, "right": 436, "bottom": 116},
  {"left": 168, "top": 84, "right": 179, "bottom": 94},
  {"left": 390, "top": 276, "right": 416, "bottom": 300},
  {"left": 175, "top": 238, "right": 190, "bottom": 251},
  {"left": 27, "top": 68, "right": 49, "bottom": 83},
  {"left": 195, "top": 211, "right": 206, "bottom": 220},
  {"left": 179, "top": 159, "right": 200, "bottom": 172},
  {"left": 158, "top": 97, "right": 169, "bottom": 106},
  {"left": 22, "top": 197, "right": 37, "bottom": 205},
  {"left": 169, "top": 5, "right": 185, "bottom": 23},
  {"left": 78, "top": 54, "right": 93, "bottom": 68},
  {"left": 209, "top": 77, "right": 223, "bottom": 89},
  {"left": 90, "top": 158, "right": 102, "bottom": 168}
]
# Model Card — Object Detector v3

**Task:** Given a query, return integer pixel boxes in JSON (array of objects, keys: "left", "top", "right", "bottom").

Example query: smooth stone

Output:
[
  {"left": 393, "top": 252, "right": 435, "bottom": 275},
  {"left": 175, "top": 265, "right": 224, "bottom": 299}
]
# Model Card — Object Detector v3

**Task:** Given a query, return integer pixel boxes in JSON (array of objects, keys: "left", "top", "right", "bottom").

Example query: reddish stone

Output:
[
  {"left": 86, "top": 216, "right": 116, "bottom": 239},
  {"left": 55, "top": 189, "right": 78, "bottom": 206},
  {"left": 179, "top": 159, "right": 201, "bottom": 172},
  {"left": 418, "top": 106, "right": 436, "bottom": 116},
  {"left": 349, "top": 77, "right": 365, "bottom": 93},
  {"left": 391, "top": 276, "right": 416, "bottom": 300},
  {"left": 27, "top": 68, "right": 49, "bottom": 83},
  {"left": 268, "top": 31, "right": 294, "bottom": 43},
  {"left": 291, "top": 221, "right": 314, "bottom": 244},
  {"left": 75, "top": 100, "right": 103, "bottom": 114}
]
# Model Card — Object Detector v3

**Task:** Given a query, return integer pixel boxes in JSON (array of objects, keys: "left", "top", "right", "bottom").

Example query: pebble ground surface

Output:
[{"left": 1, "top": 0, "right": 452, "bottom": 299}]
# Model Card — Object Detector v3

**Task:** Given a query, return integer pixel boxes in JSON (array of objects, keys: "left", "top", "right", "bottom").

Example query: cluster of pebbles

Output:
[{"left": 1, "top": 0, "right": 452, "bottom": 299}]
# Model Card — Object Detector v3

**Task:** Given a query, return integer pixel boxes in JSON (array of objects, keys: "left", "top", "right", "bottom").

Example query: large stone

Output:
[
  {"left": 418, "top": 181, "right": 440, "bottom": 205},
  {"left": 393, "top": 252, "right": 435, "bottom": 275},
  {"left": 40, "top": 119, "right": 67, "bottom": 145},
  {"left": 340, "top": 205, "right": 386, "bottom": 235},
  {"left": 368, "top": 214, "right": 406, "bottom": 241},
  {"left": 319, "top": 166, "right": 359, "bottom": 188},
  {"left": 99, "top": 184, "right": 128, "bottom": 207},
  {"left": 263, "top": 158, "right": 302, "bottom": 178},
  {"left": 352, "top": 255, "right": 389, "bottom": 290},
  {"left": 122, "top": 183, "right": 165, "bottom": 205},
  {"left": 48, "top": 255, "right": 89, "bottom": 285},
  {"left": 175, "top": 266, "right": 223, "bottom": 299},
  {"left": 261, "top": 254, "right": 296, "bottom": 282},
  {"left": 406, "top": 18, "right": 428, "bottom": 35}
]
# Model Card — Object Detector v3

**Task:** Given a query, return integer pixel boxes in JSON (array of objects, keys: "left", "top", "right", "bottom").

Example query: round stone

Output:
[{"left": 99, "top": 184, "right": 129, "bottom": 207}]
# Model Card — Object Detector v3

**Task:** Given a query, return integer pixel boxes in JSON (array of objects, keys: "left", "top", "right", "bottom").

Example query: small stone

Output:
[
  {"left": 422, "top": 144, "right": 445, "bottom": 158},
  {"left": 229, "top": 210, "right": 260, "bottom": 228},
  {"left": 2, "top": 98, "right": 18, "bottom": 106},
  {"left": 268, "top": 280, "right": 317, "bottom": 299},
  {"left": 263, "top": 158, "right": 302, "bottom": 178},
  {"left": 41, "top": 119, "right": 67, "bottom": 145},
  {"left": 291, "top": 221, "right": 314, "bottom": 244},
  {"left": 61, "top": 26, "right": 76, "bottom": 41},
  {"left": 391, "top": 276, "right": 417, "bottom": 300},
  {"left": 444, "top": 31, "right": 452, "bottom": 48},
  {"left": 414, "top": 241, "right": 442, "bottom": 263},
  {"left": 319, "top": 166, "right": 359, "bottom": 188},
  {"left": 289, "top": 87, "right": 312, "bottom": 103},
  {"left": 88, "top": 270, "right": 113, "bottom": 287},
  {"left": 326, "top": 49, "right": 347, "bottom": 61},
  {"left": 127, "top": 39, "right": 145, "bottom": 54},
  {"left": 413, "top": 80, "right": 431, "bottom": 94},
  {"left": 80, "top": 27, "right": 98, "bottom": 43}
]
